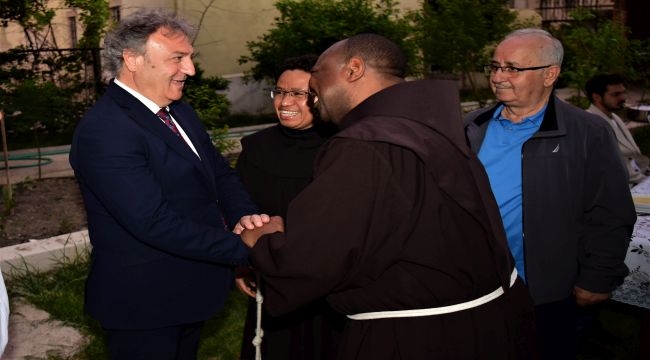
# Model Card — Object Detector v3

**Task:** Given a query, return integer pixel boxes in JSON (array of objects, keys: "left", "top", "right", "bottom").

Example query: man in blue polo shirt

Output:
[
  {"left": 464, "top": 28, "right": 635, "bottom": 360},
  {"left": 477, "top": 104, "right": 545, "bottom": 282}
]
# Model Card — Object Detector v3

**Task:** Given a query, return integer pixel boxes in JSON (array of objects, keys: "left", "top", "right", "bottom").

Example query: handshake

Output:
[
  {"left": 233, "top": 214, "right": 285, "bottom": 248},
  {"left": 233, "top": 214, "right": 284, "bottom": 298}
]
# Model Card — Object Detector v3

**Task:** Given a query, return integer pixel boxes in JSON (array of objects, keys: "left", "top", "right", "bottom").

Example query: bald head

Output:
[
  {"left": 502, "top": 28, "right": 564, "bottom": 67},
  {"left": 309, "top": 34, "right": 406, "bottom": 124},
  {"left": 488, "top": 28, "right": 563, "bottom": 121}
]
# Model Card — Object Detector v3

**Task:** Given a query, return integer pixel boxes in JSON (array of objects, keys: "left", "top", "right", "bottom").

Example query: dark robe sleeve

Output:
[{"left": 249, "top": 138, "right": 409, "bottom": 316}]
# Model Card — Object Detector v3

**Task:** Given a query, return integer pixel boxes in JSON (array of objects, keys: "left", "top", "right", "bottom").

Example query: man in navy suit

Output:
[{"left": 69, "top": 9, "right": 278, "bottom": 359}]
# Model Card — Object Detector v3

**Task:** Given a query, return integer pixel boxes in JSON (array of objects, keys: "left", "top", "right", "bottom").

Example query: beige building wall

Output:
[
  {"left": 1, "top": 0, "right": 423, "bottom": 76},
  {"left": 180, "top": 0, "right": 420, "bottom": 77},
  {"left": 1, "top": 0, "right": 423, "bottom": 114},
  {"left": 114, "top": 0, "right": 422, "bottom": 77},
  {"left": 0, "top": 0, "right": 82, "bottom": 51},
  {"left": 0, "top": 20, "right": 22, "bottom": 52},
  {"left": 178, "top": 0, "right": 278, "bottom": 77},
  {"left": 512, "top": 0, "right": 540, "bottom": 9}
]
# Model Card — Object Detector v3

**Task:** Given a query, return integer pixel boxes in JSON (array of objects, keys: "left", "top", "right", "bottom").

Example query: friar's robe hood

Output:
[{"left": 331, "top": 79, "right": 515, "bottom": 291}]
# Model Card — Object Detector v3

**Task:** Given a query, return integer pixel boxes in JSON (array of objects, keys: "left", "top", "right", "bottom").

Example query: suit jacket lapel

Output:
[
  {"left": 168, "top": 105, "right": 219, "bottom": 184},
  {"left": 106, "top": 82, "right": 207, "bottom": 177}
]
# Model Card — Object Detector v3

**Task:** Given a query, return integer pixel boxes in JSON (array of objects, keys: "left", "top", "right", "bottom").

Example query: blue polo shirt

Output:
[{"left": 477, "top": 104, "right": 546, "bottom": 282}]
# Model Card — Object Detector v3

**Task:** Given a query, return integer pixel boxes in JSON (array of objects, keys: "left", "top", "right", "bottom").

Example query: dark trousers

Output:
[
  {"left": 103, "top": 322, "right": 204, "bottom": 360},
  {"left": 534, "top": 297, "right": 578, "bottom": 360}
]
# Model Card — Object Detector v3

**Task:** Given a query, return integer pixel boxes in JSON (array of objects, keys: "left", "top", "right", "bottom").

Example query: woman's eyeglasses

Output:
[{"left": 270, "top": 88, "right": 314, "bottom": 101}]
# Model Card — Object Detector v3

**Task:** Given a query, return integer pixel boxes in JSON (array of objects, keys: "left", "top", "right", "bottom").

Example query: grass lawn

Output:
[{"left": 7, "top": 253, "right": 249, "bottom": 360}]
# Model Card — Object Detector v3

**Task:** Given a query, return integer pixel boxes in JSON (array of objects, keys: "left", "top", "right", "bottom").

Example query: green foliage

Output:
[
  {"left": 66, "top": 0, "right": 110, "bottom": 49},
  {"left": 183, "top": 65, "right": 232, "bottom": 129},
  {"left": 239, "top": 0, "right": 419, "bottom": 81},
  {"left": 0, "top": 0, "right": 28, "bottom": 22},
  {"left": 8, "top": 1, "right": 56, "bottom": 31},
  {"left": 551, "top": 9, "right": 645, "bottom": 94},
  {"left": 407, "top": 0, "right": 515, "bottom": 105},
  {"left": 1, "top": 79, "right": 88, "bottom": 138},
  {"left": 10, "top": 252, "right": 88, "bottom": 323},
  {"left": 1, "top": 185, "right": 14, "bottom": 218},
  {"left": 564, "top": 95, "right": 591, "bottom": 109},
  {"left": 0, "top": 0, "right": 109, "bottom": 147},
  {"left": 58, "top": 217, "right": 75, "bottom": 234},
  {"left": 408, "top": 0, "right": 515, "bottom": 77},
  {"left": 210, "top": 126, "right": 237, "bottom": 154},
  {"left": 0, "top": 0, "right": 108, "bottom": 45},
  {"left": 210, "top": 125, "right": 239, "bottom": 168},
  {"left": 629, "top": 39, "right": 650, "bottom": 102}
]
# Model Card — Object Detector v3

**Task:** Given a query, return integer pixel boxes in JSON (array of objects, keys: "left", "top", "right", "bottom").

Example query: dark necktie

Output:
[{"left": 156, "top": 107, "right": 183, "bottom": 139}]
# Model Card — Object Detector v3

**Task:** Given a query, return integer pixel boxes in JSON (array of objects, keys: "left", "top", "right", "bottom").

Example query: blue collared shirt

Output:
[{"left": 477, "top": 104, "right": 546, "bottom": 282}]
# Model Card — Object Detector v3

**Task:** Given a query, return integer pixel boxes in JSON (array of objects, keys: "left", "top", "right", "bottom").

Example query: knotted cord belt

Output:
[
  {"left": 347, "top": 268, "right": 518, "bottom": 320},
  {"left": 253, "top": 274, "right": 264, "bottom": 360}
]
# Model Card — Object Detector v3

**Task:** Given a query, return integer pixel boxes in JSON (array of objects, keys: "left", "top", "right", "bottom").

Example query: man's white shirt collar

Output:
[
  {"left": 112, "top": 78, "right": 201, "bottom": 158},
  {"left": 113, "top": 78, "right": 163, "bottom": 114}
]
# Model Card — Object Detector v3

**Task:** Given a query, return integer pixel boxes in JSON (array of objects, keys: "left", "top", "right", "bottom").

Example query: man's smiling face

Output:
[{"left": 130, "top": 27, "right": 196, "bottom": 107}]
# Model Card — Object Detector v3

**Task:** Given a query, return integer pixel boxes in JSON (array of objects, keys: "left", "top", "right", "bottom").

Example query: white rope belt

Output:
[
  {"left": 347, "top": 268, "right": 518, "bottom": 320},
  {"left": 253, "top": 289, "right": 264, "bottom": 360}
]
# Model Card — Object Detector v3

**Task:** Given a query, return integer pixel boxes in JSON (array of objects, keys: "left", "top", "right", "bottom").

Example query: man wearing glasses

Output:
[
  {"left": 464, "top": 28, "right": 635, "bottom": 359},
  {"left": 235, "top": 54, "right": 341, "bottom": 360}
]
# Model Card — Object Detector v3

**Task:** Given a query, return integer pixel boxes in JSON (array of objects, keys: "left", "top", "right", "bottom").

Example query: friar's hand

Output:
[
  {"left": 233, "top": 214, "right": 271, "bottom": 234},
  {"left": 574, "top": 286, "right": 611, "bottom": 306},
  {"left": 234, "top": 266, "right": 257, "bottom": 298},
  {"left": 240, "top": 216, "right": 284, "bottom": 248}
]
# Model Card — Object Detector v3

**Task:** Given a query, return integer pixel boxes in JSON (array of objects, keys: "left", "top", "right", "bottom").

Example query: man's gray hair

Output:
[
  {"left": 504, "top": 28, "right": 564, "bottom": 66},
  {"left": 102, "top": 9, "right": 196, "bottom": 78}
]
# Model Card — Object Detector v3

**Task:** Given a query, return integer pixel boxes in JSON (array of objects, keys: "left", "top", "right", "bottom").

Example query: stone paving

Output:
[
  {"left": 1, "top": 231, "right": 90, "bottom": 359},
  {"left": 3, "top": 299, "right": 87, "bottom": 360}
]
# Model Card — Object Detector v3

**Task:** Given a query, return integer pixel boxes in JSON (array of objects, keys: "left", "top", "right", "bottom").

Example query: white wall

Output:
[{"left": 223, "top": 73, "right": 274, "bottom": 115}]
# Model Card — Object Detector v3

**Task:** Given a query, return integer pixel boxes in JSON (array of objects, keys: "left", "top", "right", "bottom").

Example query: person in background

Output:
[
  {"left": 586, "top": 73, "right": 650, "bottom": 185},
  {"left": 69, "top": 9, "right": 268, "bottom": 359},
  {"left": 235, "top": 54, "right": 342, "bottom": 360},
  {"left": 240, "top": 33, "right": 536, "bottom": 360},
  {"left": 464, "top": 28, "right": 636, "bottom": 359}
]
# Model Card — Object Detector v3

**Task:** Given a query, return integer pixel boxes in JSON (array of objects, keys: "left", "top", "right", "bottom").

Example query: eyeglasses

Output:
[
  {"left": 270, "top": 88, "right": 313, "bottom": 101},
  {"left": 483, "top": 64, "right": 552, "bottom": 77}
]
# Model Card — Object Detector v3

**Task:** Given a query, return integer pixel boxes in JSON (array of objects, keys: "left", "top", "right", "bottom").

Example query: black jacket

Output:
[{"left": 464, "top": 96, "right": 636, "bottom": 305}]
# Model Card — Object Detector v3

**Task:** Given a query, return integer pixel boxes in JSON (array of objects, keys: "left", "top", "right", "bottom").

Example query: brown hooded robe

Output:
[{"left": 250, "top": 79, "right": 535, "bottom": 359}]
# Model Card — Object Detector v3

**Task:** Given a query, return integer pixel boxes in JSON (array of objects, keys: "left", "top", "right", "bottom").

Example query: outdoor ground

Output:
[{"left": 0, "top": 177, "right": 86, "bottom": 248}]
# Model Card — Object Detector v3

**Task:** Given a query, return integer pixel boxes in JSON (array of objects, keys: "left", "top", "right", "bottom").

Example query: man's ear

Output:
[
  {"left": 346, "top": 56, "right": 365, "bottom": 82},
  {"left": 543, "top": 65, "right": 561, "bottom": 87},
  {"left": 123, "top": 49, "right": 142, "bottom": 72},
  {"left": 592, "top": 93, "right": 603, "bottom": 105}
]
